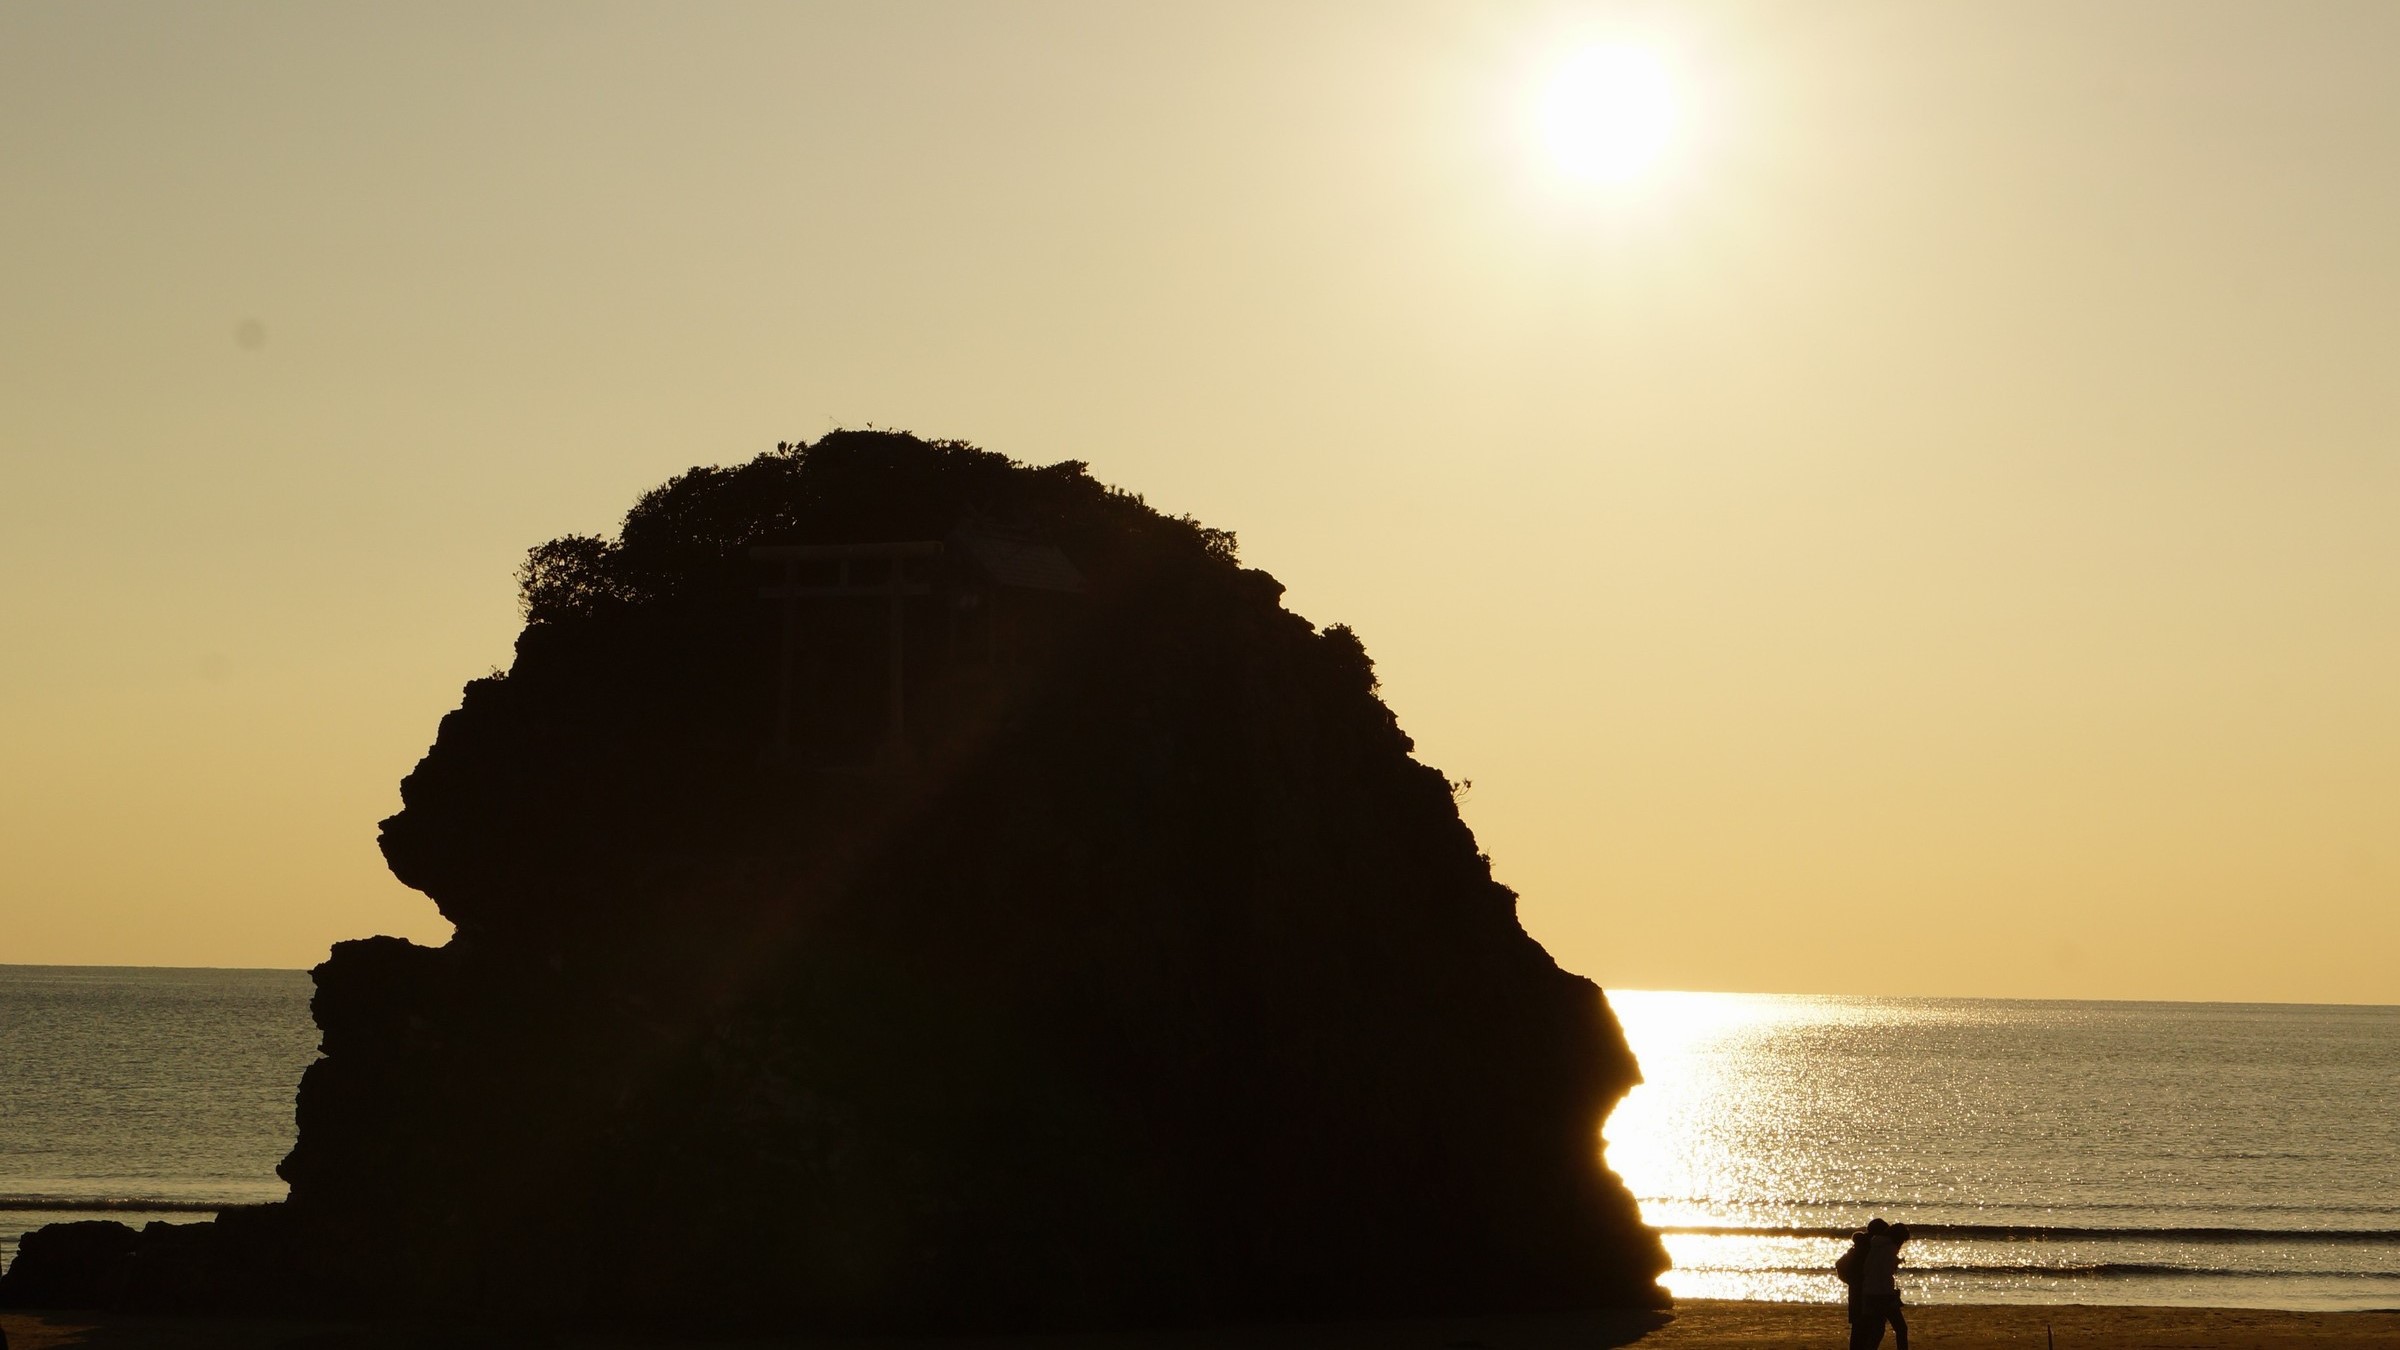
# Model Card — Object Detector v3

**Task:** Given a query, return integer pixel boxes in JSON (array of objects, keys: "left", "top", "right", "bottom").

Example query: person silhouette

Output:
[{"left": 1842, "top": 1218, "right": 1910, "bottom": 1350}]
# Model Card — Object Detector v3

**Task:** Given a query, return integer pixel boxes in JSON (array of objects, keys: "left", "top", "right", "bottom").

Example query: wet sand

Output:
[{"left": 7, "top": 1300, "right": 2400, "bottom": 1350}]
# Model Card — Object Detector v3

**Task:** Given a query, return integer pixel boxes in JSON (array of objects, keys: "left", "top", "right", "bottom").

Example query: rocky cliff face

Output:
[{"left": 1, "top": 432, "right": 1666, "bottom": 1328}]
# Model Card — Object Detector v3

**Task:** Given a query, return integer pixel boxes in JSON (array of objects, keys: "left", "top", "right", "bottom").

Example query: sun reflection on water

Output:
[
  {"left": 1596, "top": 992, "right": 2400, "bottom": 1309},
  {"left": 1602, "top": 990, "right": 1949, "bottom": 1302}
]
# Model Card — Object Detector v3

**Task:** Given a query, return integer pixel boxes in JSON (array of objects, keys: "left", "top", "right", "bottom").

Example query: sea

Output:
[
  {"left": 2, "top": 966, "right": 2396, "bottom": 1311},
  {"left": 1606, "top": 990, "right": 2400, "bottom": 1312}
]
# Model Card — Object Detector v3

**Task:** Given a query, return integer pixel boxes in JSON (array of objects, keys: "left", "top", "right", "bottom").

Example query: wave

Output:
[
  {"left": 0, "top": 1197, "right": 234, "bottom": 1214},
  {"left": 1640, "top": 1196, "right": 2400, "bottom": 1217},
  {"left": 1659, "top": 1223, "right": 2400, "bottom": 1244},
  {"left": 1701, "top": 1261, "right": 2400, "bottom": 1281}
]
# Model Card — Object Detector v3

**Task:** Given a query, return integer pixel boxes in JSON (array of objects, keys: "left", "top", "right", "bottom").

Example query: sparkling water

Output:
[{"left": 1605, "top": 991, "right": 2400, "bottom": 1310}]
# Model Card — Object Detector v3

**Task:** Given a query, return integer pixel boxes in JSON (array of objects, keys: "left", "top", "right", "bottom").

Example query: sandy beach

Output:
[{"left": 9, "top": 1301, "right": 2400, "bottom": 1350}]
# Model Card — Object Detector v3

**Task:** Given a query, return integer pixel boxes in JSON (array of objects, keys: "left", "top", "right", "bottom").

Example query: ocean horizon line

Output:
[
  {"left": 4, "top": 964, "right": 2397, "bottom": 1011},
  {"left": 1611, "top": 986, "right": 2400, "bottom": 1012}
]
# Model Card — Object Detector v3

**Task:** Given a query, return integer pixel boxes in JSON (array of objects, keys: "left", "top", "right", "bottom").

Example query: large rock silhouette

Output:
[{"left": 6, "top": 432, "right": 1667, "bottom": 1327}]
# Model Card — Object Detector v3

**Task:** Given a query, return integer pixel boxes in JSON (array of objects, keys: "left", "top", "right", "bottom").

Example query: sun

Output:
[{"left": 1536, "top": 43, "right": 1680, "bottom": 186}]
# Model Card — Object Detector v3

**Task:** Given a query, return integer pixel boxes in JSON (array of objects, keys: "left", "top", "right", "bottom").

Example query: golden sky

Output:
[{"left": 4, "top": 3, "right": 2394, "bottom": 1002}]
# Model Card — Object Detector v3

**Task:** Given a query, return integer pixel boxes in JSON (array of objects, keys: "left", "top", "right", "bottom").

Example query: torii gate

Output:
[{"left": 750, "top": 541, "right": 942, "bottom": 769}]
